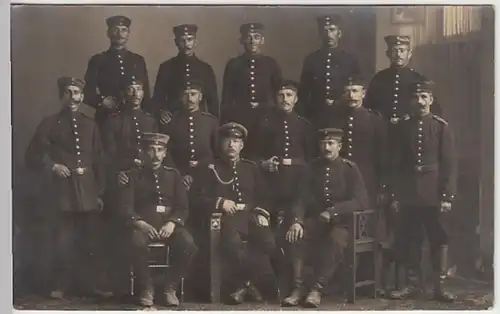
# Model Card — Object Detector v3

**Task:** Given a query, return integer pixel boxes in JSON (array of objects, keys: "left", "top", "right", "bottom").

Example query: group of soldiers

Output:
[{"left": 24, "top": 13, "right": 457, "bottom": 309}]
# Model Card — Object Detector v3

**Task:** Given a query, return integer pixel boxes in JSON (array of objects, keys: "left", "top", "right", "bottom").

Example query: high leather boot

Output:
[
  {"left": 138, "top": 283, "right": 154, "bottom": 307},
  {"left": 433, "top": 245, "right": 455, "bottom": 303},
  {"left": 282, "top": 259, "right": 305, "bottom": 306},
  {"left": 228, "top": 285, "right": 247, "bottom": 305},
  {"left": 389, "top": 267, "right": 421, "bottom": 300}
]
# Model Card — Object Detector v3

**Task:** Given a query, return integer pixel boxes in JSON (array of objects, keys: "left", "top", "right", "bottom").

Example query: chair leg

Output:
[
  {"left": 129, "top": 266, "right": 135, "bottom": 296},
  {"left": 180, "top": 277, "right": 185, "bottom": 303},
  {"left": 345, "top": 249, "right": 356, "bottom": 303},
  {"left": 373, "top": 246, "right": 381, "bottom": 299}
]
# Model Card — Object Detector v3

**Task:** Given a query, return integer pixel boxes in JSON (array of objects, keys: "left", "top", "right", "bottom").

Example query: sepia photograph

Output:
[{"left": 10, "top": 3, "right": 494, "bottom": 311}]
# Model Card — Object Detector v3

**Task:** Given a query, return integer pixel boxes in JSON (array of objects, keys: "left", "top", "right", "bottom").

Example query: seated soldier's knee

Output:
[
  {"left": 285, "top": 239, "right": 307, "bottom": 260},
  {"left": 130, "top": 230, "right": 148, "bottom": 249},
  {"left": 179, "top": 230, "right": 199, "bottom": 256}
]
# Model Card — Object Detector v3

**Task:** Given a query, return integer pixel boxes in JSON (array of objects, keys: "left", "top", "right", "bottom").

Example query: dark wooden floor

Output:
[{"left": 13, "top": 278, "right": 493, "bottom": 311}]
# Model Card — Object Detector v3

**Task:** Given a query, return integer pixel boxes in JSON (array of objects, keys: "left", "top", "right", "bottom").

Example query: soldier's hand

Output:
[
  {"left": 222, "top": 199, "right": 237, "bottom": 215},
  {"left": 134, "top": 220, "right": 159, "bottom": 240},
  {"left": 117, "top": 171, "right": 129, "bottom": 186},
  {"left": 286, "top": 223, "right": 304, "bottom": 243},
  {"left": 389, "top": 200, "right": 400, "bottom": 214},
  {"left": 261, "top": 156, "right": 280, "bottom": 172},
  {"left": 102, "top": 96, "right": 117, "bottom": 110},
  {"left": 160, "top": 110, "right": 173, "bottom": 125},
  {"left": 319, "top": 211, "right": 331, "bottom": 224},
  {"left": 159, "top": 221, "right": 176, "bottom": 239},
  {"left": 182, "top": 175, "right": 193, "bottom": 189},
  {"left": 52, "top": 164, "right": 71, "bottom": 178},
  {"left": 440, "top": 201, "right": 452, "bottom": 213},
  {"left": 256, "top": 214, "right": 269, "bottom": 227}
]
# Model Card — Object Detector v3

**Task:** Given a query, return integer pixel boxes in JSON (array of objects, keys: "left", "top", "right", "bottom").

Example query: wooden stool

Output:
[
  {"left": 344, "top": 209, "right": 380, "bottom": 303},
  {"left": 129, "top": 243, "right": 184, "bottom": 302}
]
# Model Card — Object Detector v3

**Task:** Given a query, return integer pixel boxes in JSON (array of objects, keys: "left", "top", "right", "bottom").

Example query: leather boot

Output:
[
  {"left": 389, "top": 267, "right": 421, "bottom": 300},
  {"left": 433, "top": 245, "right": 455, "bottom": 303},
  {"left": 245, "top": 281, "right": 263, "bottom": 302},
  {"left": 378, "top": 250, "right": 394, "bottom": 298},
  {"left": 228, "top": 285, "right": 247, "bottom": 305},
  {"left": 282, "top": 259, "right": 305, "bottom": 306},
  {"left": 303, "top": 286, "right": 322, "bottom": 308},
  {"left": 139, "top": 284, "right": 155, "bottom": 307}
]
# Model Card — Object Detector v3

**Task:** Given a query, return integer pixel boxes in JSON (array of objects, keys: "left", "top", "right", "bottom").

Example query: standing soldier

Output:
[
  {"left": 389, "top": 80, "right": 457, "bottom": 302},
  {"left": 281, "top": 128, "right": 368, "bottom": 307},
  {"left": 159, "top": 80, "right": 219, "bottom": 189},
  {"left": 297, "top": 15, "right": 360, "bottom": 127},
  {"left": 256, "top": 80, "right": 314, "bottom": 224},
  {"left": 364, "top": 35, "right": 442, "bottom": 124},
  {"left": 221, "top": 23, "right": 282, "bottom": 158},
  {"left": 153, "top": 24, "right": 219, "bottom": 124},
  {"left": 25, "top": 77, "right": 106, "bottom": 299},
  {"left": 116, "top": 132, "right": 198, "bottom": 307},
  {"left": 84, "top": 15, "right": 150, "bottom": 131},
  {"left": 101, "top": 77, "right": 158, "bottom": 298},
  {"left": 190, "top": 122, "right": 276, "bottom": 305},
  {"left": 318, "top": 75, "right": 394, "bottom": 294}
]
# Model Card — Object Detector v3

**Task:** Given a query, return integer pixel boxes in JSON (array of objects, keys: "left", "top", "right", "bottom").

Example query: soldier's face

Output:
[
  {"left": 387, "top": 44, "right": 412, "bottom": 67},
  {"left": 145, "top": 144, "right": 167, "bottom": 169},
  {"left": 241, "top": 32, "right": 264, "bottom": 54},
  {"left": 344, "top": 85, "right": 365, "bottom": 108},
  {"left": 319, "top": 138, "right": 342, "bottom": 161},
  {"left": 108, "top": 25, "right": 130, "bottom": 46},
  {"left": 176, "top": 35, "right": 197, "bottom": 55},
  {"left": 61, "top": 85, "right": 84, "bottom": 111},
  {"left": 411, "top": 92, "right": 433, "bottom": 116},
  {"left": 321, "top": 25, "right": 342, "bottom": 48},
  {"left": 221, "top": 137, "right": 244, "bottom": 159},
  {"left": 124, "top": 84, "right": 144, "bottom": 108},
  {"left": 181, "top": 88, "right": 203, "bottom": 111},
  {"left": 276, "top": 88, "right": 298, "bottom": 113}
]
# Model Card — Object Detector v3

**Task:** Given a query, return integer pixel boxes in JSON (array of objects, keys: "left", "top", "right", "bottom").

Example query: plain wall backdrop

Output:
[{"left": 11, "top": 5, "right": 376, "bottom": 176}]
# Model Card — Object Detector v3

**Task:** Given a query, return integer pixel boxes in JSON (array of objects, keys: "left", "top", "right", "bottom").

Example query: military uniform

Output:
[
  {"left": 25, "top": 77, "right": 106, "bottom": 295},
  {"left": 160, "top": 109, "right": 219, "bottom": 176},
  {"left": 296, "top": 15, "right": 360, "bottom": 126},
  {"left": 190, "top": 123, "right": 276, "bottom": 303},
  {"left": 116, "top": 133, "right": 198, "bottom": 306},
  {"left": 390, "top": 81, "right": 457, "bottom": 302},
  {"left": 283, "top": 128, "right": 368, "bottom": 308},
  {"left": 152, "top": 24, "right": 219, "bottom": 117},
  {"left": 256, "top": 82, "right": 315, "bottom": 221},
  {"left": 220, "top": 23, "right": 283, "bottom": 158},
  {"left": 364, "top": 36, "right": 442, "bottom": 124},
  {"left": 83, "top": 16, "right": 150, "bottom": 127}
]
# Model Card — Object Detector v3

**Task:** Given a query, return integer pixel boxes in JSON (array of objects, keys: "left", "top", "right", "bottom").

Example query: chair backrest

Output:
[{"left": 352, "top": 209, "right": 377, "bottom": 242}]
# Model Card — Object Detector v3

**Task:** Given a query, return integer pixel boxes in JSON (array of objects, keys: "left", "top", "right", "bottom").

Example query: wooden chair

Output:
[
  {"left": 129, "top": 243, "right": 185, "bottom": 302},
  {"left": 344, "top": 209, "right": 380, "bottom": 303}
]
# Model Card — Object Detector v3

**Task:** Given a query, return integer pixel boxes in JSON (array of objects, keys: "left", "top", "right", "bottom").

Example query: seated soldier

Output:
[
  {"left": 116, "top": 132, "right": 198, "bottom": 308},
  {"left": 282, "top": 128, "right": 369, "bottom": 308},
  {"left": 190, "top": 122, "right": 276, "bottom": 305}
]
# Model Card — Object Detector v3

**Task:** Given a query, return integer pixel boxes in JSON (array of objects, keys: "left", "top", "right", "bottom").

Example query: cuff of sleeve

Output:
[
  {"left": 215, "top": 197, "right": 225, "bottom": 211},
  {"left": 254, "top": 207, "right": 271, "bottom": 219},
  {"left": 292, "top": 217, "right": 304, "bottom": 226},
  {"left": 441, "top": 193, "right": 455, "bottom": 203},
  {"left": 169, "top": 217, "right": 185, "bottom": 226}
]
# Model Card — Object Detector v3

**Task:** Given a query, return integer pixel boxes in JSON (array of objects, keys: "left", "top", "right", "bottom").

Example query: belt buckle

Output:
[
  {"left": 156, "top": 205, "right": 166, "bottom": 213},
  {"left": 390, "top": 117, "right": 400, "bottom": 124},
  {"left": 282, "top": 158, "right": 292, "bottom": 166},
  {"left": 250, "top": 102, "right": 260, "bottom": 108},
  {"left": 75, "top": 167, "right": 85, "bottom": 175},
  {"left": 236, "top": 204, "right": 246, "bottom": 211},
  {"left": 415, "top": 165, "right": 424, "bottom": 172},
  {"left": 189, "top": 160, "right": 199, "bottom": 167}
]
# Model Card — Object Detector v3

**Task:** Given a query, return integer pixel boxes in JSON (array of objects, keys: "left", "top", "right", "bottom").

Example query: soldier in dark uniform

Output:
[
  {"left": 100, "top": 77, "right": 158, "bottom": 297},
  {"left": 281, "top": 128, "right": 368, "bottom": 308},
  {"left": 256, "top": 80, "right": 314, "bottom": 224},
  {"left": 159, "top": 80, "right": 219, "bottom": 189},
  {"left": 116, "top": 132, "right": 198, "bottom": 307},
  {"left": 364, "top": 35, "right": 442, "bottom": 125},
  {"left": 190, "top": 122, "right": 276, "bottom": 305},
  {"left": 153, "top": 24, "right": 219, "bottom": 124},
  {"left": 83, "top": 15, "right": 150, "bottom": 130},
  {"left": 318, "top": 76, "right": 396, "bottom": 293},
  {"left": 25, "top": 77, "right": 106, "bottom": 299},
  {"left": 220, "top": 23, "right": 283, "bottom": 158},
  {"left": 297, "top": 15, "right": 360, "bottom": 127},
  {"left": 389, "top": 80, "right": 457, "bottom": 302}
]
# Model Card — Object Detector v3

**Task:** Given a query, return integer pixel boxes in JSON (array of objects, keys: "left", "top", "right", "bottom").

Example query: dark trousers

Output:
[
  {"left": 285, "top": 218, "right": 348, "bottom": 290},
  {"left": 129, "top": 226, "right": 198, "bottom": 291},
  {"left": 398, "top": 205, "right": 448, "bottom": 274},
  {"left": 52, "top": 211, "right": 105, "bottom": 293},
  {"left": 220, "top": 218, "right": 276, "bottom": 290}
]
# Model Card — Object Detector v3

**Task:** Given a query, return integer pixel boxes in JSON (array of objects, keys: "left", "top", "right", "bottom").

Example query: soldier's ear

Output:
[
  {"left": 407, "top": 50, "right": 413, "bottom": 60},
  {"left": 338, "top": 29, "right": 343, "bottom": 40},
  {"left": 385, "top": 49, "right": 391, "bottom": 59},
  {"left": 261, "top": 36, "right": 265, "bottom": 45}
]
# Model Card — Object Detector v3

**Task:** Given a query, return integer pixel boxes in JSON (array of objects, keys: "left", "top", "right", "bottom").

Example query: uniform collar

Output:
[
  {"left": 121, "top": 107, "right": 143, "bottom": 115},
  {"left": 220, "top": 156, "right": 241, "bottom": 167},
  {"left": 320, "top": 155, "right": 341, "bottom": 165},
  {"left": 177, "top": 52, "right": 197, "bottom": 60},
  {"left": 108, "top": 46, "right": 128, "bottom": 55}
]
